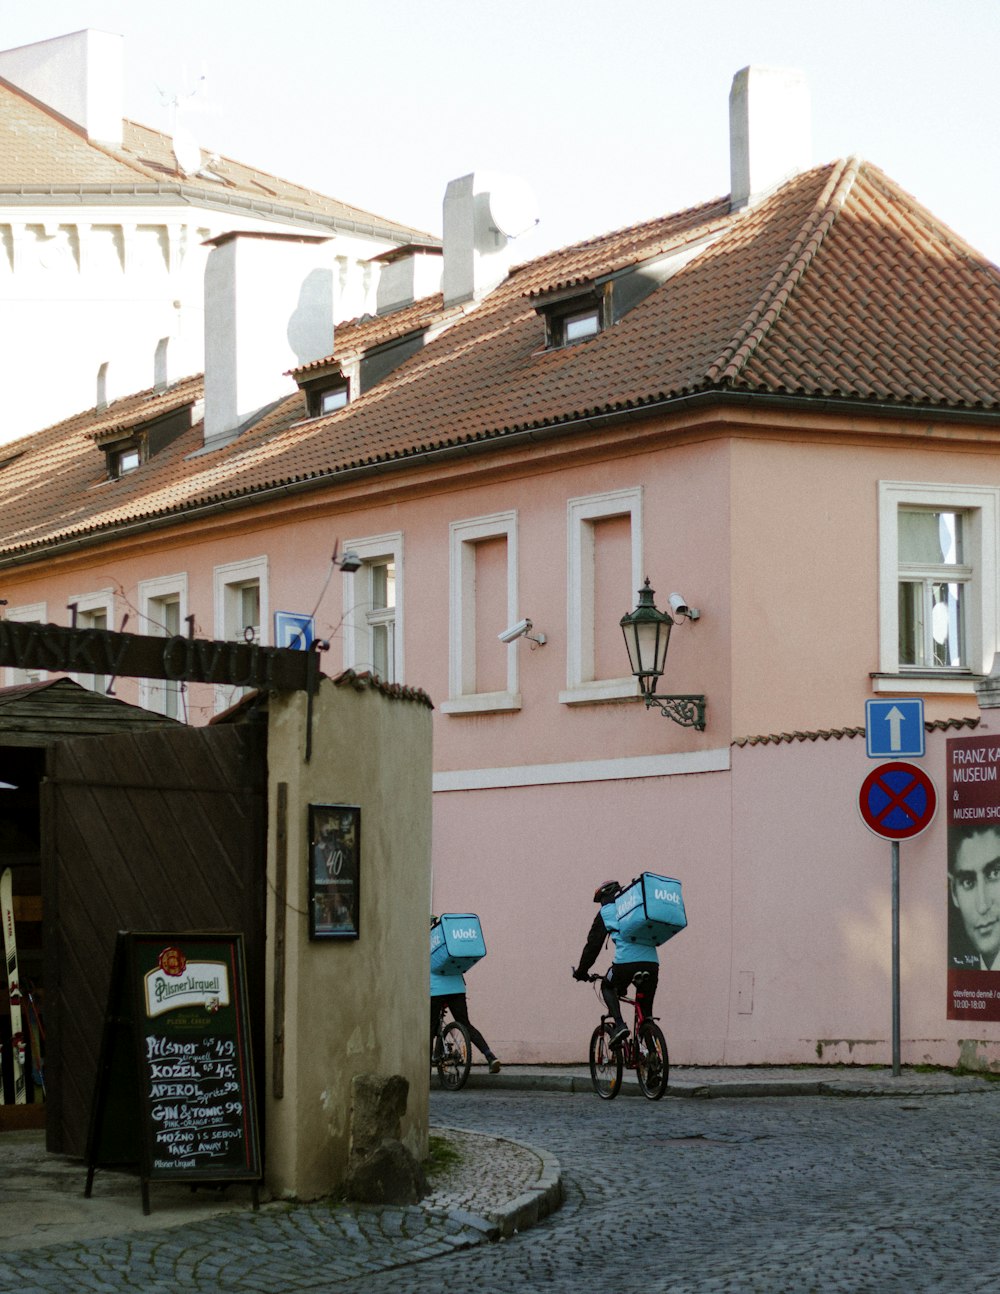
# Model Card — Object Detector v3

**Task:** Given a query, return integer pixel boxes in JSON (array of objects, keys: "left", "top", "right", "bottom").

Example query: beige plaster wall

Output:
[{"left": 264, "top": 677, "right": 433, "bottom": 1199}]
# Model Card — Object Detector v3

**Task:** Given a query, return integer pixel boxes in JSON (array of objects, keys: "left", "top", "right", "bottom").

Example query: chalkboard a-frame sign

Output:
[{"left": 85, "top": 931, "right": 262, "bottom": 1215}]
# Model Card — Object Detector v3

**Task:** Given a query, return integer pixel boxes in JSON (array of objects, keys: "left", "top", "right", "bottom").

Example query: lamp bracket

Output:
[{"left": 644, "top": 692, "right": 706, "bottom": 731}]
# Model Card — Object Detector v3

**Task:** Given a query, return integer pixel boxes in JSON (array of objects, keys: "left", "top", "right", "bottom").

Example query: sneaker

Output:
[
  {"left": 488, "top": 1058, "right": 502, "bottom": 1074},
  {"left": 609, "top": 1023, "right": 629, "bottom": 1048}
]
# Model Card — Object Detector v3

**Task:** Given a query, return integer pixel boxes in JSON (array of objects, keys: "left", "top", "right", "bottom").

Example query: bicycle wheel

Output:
[
  {"left": 636, "top": 1021, "right": 669, "bottom": 1100},
  {"left": 589, "top": 1022, "right": 623, "bottom": 1100},
  {"left": 437, "top": 1021, "right": 472, "bottom": 1091}
]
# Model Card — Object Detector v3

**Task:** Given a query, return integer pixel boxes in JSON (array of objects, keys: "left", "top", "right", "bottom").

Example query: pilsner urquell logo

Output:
[
  {"left": 144, "top": 949, "right": 231, "bottom": 1019},
  {"left": 158, "top": 946, "right": 187, "bottom": 977}
]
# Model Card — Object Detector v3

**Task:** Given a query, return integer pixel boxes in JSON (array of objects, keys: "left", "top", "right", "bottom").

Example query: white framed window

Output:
[
  {"left": 138, "top": 573, "right": 188, "bottom": 720},
  {"left": 67, "top": 589, "right": 115, "bottom": 694},
  {"left": 876, "top": 482, "right": 999, "bottom": 693},
  {"left": 213, "top": 556, "right": 268, "bottom": 712},
  {"left": 3, "top": 602, "right": 46, "bottom": 687},
  {"left": 441, "top": 511, "right": 520, "bottom": 715},
  {"left": 342, "top": 533, "right": 403, "bottom": 684},
  {"left": 561, "top": 488, "right": 644, "bottom": 705}
]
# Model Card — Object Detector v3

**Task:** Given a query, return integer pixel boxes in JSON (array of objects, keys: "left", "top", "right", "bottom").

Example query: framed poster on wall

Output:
[{"left": 308, "top": 804, "right": 360, "bottom": 940}]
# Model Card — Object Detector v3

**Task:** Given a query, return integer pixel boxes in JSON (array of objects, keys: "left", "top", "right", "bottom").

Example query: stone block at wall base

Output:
[{"left": 344, "top": 1140, "right": 428, "bottom": 1204}]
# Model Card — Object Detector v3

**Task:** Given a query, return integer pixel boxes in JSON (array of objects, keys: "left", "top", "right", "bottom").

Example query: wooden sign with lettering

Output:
[
  {"left": 0, "top": 619, "right": 314, "bottom": 691},
  {"left": 85, "top": 932, "right": 262, "bottom": 1214}
]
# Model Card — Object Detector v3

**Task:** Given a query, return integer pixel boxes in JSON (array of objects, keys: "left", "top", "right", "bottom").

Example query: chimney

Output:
[
  {"left": 442, "top": 171, "right": 538, "bottom": 307},
  {"left": 0, "top": 29, "right": 124, "bottom": 146},
  {"left": 375, "top": 246, "right": 443, "bottom": 315},
  {"left": 729, "top": 66, "right": 810, "bottom": 210},
  {"left": 202, "top": 232, "right": 334, "bottom": 449}
]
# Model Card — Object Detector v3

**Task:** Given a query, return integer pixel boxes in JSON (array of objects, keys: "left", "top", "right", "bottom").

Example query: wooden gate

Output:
[{"left": 41, "top": 720, "right": 267, "bottom": 1156}]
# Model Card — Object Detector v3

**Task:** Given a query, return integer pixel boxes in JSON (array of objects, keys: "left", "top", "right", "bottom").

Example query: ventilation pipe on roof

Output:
[
  {"left": 375, "top": 246, "right": 444, "bottom": 315},
  {"left": 729, "top": 66, "right": 811, "bottom": 211},
  {"left": 442, "top": 171, "right": 539, "bottom": 307},
  {"left": 202, "top": 232, "right": 334, "bottom": 451},
  {"left": 0, "top": 29, "right": 124, "bottom": 147}
]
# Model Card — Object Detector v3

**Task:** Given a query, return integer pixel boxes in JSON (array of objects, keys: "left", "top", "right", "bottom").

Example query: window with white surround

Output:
[
  {"left": 876, "top": 482, "right": 999, "bottom": 693},
  {"left": 3, "top": 602, "right": 46, "bottom": 686},
  {"left": 342, "top": 533, "right": 403, "bottom": 683},
  {"left": 68, "top": 589, "right": 115, "bottom": 694},
  {"left": 561, "top": 488, "right": 644, "bottom": 705},
  {"left": 441, "top": 511, "right": 520, "bottom": 715},
  {"left": 214, "top": 557, "right": 268, "bottom": 712},
  {"left": 138, "top": 573, "right": 188, "bottom": 719}
]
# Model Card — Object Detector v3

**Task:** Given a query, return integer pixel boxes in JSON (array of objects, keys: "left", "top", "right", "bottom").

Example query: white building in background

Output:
[{"left": 0, "top": 29, "right": 438, "bottom": 444}]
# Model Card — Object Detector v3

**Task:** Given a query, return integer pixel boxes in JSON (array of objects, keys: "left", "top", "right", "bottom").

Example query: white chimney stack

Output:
[
  {"left": 729, "top": 66, "right": 811, "bottom": 210},
  {"left": 0, "top": 29, "right": 124, "bottom": 146},
  {"left": 376, "top": 246, "right": 443, "bottom": 315},
  {"left": 442, "top": 171, "right": 538, "bottom": 307},
  {"left": 202, "top": 232, "right": 334, "bottom": 449}
]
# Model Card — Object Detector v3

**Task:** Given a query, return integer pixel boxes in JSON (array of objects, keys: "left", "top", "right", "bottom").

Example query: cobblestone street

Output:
[
  {"left": 4, "top": 1084, "right": 1000, "bottom": 1293},
  {"left": 382, "top": 1088, "right": 1000, "bottom": 1294}
]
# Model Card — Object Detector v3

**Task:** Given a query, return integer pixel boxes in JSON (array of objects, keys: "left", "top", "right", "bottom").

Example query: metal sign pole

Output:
[{"left": 891, "top": 840, "right": 900, "bottom": 1077}]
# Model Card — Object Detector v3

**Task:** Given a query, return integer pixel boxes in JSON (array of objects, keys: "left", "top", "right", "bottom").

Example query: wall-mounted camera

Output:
[{"left": 498, "top": 618, "right": 547, "bottom": 645}]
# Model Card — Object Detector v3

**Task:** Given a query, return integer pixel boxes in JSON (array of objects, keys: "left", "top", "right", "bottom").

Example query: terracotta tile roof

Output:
[
  {"left": 321, "top": 294, "right": 463, "bottom": 359},
  {"left": 3, "top": 158, "right": 1000, "bottom": 563},
  {"left": 0, "top": 80, "right": 435, "bottom": 245},
  {"left": 733, "top": 715, "right": 980, "bottom": 747}
]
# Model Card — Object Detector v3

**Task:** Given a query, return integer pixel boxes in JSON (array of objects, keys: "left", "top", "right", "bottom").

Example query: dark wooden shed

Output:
[{"left": 0, "top": 678, "right": 181, "bottom": 1130}]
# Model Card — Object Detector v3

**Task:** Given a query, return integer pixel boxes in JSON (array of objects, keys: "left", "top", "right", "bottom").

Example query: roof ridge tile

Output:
[{"left": 706, "top": 158, "right": 859, "bottom": 385}]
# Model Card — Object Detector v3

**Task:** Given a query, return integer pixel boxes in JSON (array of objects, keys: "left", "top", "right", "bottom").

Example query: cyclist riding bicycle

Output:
[
  {"left": 573, "top": 879, "right": 659, "bottom": 1048},
  {"left": 430, "top": 918, "right": 502, "bottom": 1074}
]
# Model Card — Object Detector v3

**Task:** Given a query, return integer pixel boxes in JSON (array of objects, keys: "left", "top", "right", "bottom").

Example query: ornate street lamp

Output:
[{"left": 620, "top": 579, "right": 706, "bottom": 730}]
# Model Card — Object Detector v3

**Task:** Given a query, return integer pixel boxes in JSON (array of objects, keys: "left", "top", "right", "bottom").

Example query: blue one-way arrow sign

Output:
[{"left": 865, "top": 698, "right": 925, "bottom": 759}]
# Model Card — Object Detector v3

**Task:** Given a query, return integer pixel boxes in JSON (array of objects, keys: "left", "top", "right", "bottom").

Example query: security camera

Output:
[
  {"left": 498, "top": 618, "right": 531, "bottom": 644},
  {"left": 668, "top": 593, "right": 700, "bottom": 621}
]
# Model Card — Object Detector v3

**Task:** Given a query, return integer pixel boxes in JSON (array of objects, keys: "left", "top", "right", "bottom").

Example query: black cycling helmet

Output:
[{"left": 593, "top": 880, "right": 621, "bottom": 905}]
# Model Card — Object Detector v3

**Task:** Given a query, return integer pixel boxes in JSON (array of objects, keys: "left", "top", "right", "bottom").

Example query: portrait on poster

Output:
[
  {"left": 946, "top": 735, "right": 1000, "bottom": 1021},
  {"left": 308, "top": 804, "right": 360, "bottom": 940}
]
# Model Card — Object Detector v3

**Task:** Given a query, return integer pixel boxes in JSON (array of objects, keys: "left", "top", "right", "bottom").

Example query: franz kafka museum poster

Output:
[{"left": 948, "top": 733, "right": 1000, "bottom": 1021}]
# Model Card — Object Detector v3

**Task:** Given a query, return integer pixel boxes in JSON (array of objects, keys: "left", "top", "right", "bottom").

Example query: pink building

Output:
[{"left": 3, "top": 68, "right": 1000, "bottom": 1070}]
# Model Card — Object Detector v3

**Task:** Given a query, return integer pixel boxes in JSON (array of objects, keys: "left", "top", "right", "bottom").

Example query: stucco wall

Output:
[
  {"left": 264, "top": 677, "right": 432, "bottom": 1199},
  {"left": 730, "top": 725, "right": 1000, "bottom": 1069},
  {"left": 430, "top": 760, "right": 734, "bottom": 1064}
]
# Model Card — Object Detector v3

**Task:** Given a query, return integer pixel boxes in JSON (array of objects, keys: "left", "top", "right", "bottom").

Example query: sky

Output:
[{"left": 2, "top": 0, "right": 999, "bottom": 265}]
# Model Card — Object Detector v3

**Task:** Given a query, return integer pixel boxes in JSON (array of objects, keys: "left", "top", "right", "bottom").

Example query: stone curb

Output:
[
  {"left": 466, "top": 1071, "right": 996, "bottom": 1099},
  {"left": 430, "top": 1125, "right": 564, "bottom": 1240}
]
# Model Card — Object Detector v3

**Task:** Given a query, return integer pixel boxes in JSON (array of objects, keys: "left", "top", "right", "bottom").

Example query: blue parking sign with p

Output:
[{"left": 865, "top": 698, "right": 925, "bottom": 759}]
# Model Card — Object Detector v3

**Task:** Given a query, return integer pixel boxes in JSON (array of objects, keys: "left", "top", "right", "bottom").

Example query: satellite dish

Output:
[
  {"left": 172, "top": 125, "right": 202, "bottom": 177},
  {"left": 487, "top": 176, "right": 540, "bottom": 239}
]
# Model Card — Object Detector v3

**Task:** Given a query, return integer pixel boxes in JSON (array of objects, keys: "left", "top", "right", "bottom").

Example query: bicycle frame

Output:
[
  {"left": 583, "top": 968, "right": 669, "bottom": 1100},
  {"left": 616, "top": 992, "right": 648, "bottom": 1068},
  {"left": 594, "top": 976, "right": 656, "bottom": 1068}
]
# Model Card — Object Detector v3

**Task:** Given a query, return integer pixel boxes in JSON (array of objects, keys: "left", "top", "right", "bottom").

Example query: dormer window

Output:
[
  {"left": 533, "top": 285, "right": 609, "bottom": 349},
  {"left": 93, "top": 402, "right": 195, "bottom": 480},
  {"left": 290, "top": 358, "right": 352, "bottom": 419}
]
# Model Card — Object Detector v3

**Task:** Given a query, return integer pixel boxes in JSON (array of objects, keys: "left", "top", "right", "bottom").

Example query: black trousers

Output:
[
  {"left": 602, "top": 961, "right": 658, "bottom": 1026},
  {"left": 431, "top": 993, "right": 494, "bottom": 1061}
]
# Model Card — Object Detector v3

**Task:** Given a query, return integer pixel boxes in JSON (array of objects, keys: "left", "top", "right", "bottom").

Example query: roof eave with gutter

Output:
[{"left": 2, "top": 385, "right": 999, "bottom": 573}]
